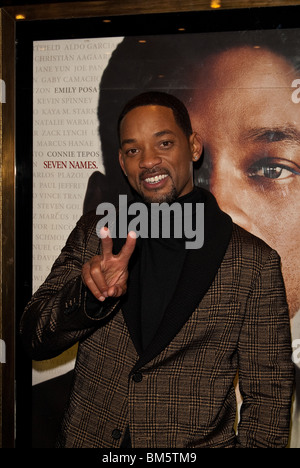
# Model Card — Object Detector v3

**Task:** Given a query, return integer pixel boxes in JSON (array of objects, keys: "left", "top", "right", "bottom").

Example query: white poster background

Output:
[{"left": 32, "top": 36, "right": 123, "bottom": 385}]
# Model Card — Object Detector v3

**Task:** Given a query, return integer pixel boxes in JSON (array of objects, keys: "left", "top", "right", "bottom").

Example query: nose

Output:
[{"left": 139, "top": 148, "right": 162, "bottom": 169}]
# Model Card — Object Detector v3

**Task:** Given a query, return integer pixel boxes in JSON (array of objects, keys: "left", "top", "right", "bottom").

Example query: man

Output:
[{"left": 20, "top": 91, "right": 294, "bottom": 448}]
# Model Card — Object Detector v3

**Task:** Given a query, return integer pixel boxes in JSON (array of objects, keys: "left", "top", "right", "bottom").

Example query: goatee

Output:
[{"left": 141, "top": 186, "right": 178, "bottom": 204}]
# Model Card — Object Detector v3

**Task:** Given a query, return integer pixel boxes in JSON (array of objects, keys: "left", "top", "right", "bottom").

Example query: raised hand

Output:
[{"left": 81, "top": 227, "right": 137, "bottom": 301}]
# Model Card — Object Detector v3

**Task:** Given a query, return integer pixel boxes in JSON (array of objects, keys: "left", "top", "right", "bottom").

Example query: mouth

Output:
[
  {"left": 143, "top": 173, "right": 169, "bottom": 185},
  {"left": 140, "top": 172, "right": 170, "bottom": 191},
  {"left": 139, "top": 171, "right": 177, "bottom": 203}
]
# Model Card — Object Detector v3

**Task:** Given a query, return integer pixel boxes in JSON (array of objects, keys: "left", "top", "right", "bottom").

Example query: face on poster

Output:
[
  {"left": 189, "top": 43, "right": 300, "bottom": 323},
  {"left": 32, "top": 30, "right": 300, "bottom": 400}
]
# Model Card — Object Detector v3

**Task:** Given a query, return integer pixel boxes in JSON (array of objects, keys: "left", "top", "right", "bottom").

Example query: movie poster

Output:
[{"left": 32, "top": 30, "right": 300, "bottom": 447}]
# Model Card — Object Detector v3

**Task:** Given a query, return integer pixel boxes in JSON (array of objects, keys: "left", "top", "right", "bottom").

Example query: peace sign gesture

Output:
[{"left": 82, "top": 228, "right": 137, "bottom": 301}]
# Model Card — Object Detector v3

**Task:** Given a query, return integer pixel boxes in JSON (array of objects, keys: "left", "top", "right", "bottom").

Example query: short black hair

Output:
[{"left": 117, "top": 91, "right": 193, "bottom": 147}]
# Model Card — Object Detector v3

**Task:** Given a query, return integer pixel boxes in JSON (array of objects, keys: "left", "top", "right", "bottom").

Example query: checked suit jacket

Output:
[{"left": 20, "top": 208, "right": 294, "bottom": 449}]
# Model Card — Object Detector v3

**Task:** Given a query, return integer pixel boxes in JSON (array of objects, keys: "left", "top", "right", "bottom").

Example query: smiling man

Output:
[
  {"left": 117, "top": 93, "right": 201, "bottom": 204},
  {"left": 20, "top": 92, "right": 294, "bottom": 448}
]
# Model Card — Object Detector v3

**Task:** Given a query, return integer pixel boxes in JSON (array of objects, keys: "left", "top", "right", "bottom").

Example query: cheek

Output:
[
  {"left": 175, "top": 157, "right": 194, "bottom": 179},
  {"left": 229, "top": 189, "right": 298, "bottom": 248},
  {"left": 123, "top": 160, "right": 138, "bottom": 179}
]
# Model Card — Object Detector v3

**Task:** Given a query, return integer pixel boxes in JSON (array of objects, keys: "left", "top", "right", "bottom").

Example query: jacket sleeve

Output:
[
  {"left": 236, "top": 249, "right": 294, "bottom": 448},
  {"left": 19, "top": 214, "right": 120, "bottom": 361}
]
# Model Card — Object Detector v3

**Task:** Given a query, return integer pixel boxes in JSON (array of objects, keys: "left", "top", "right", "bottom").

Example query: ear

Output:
[
  {"left": 189, "top": 132, "right": 203, "bottom": 162},
  {"left": 119, "top": 149, "right": 127, "bottom": 176}
]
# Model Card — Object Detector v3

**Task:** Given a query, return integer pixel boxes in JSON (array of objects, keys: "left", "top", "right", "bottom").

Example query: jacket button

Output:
[
  {"left": 112, "top": 429, "right": 122, "bottom": 440},
  {"left": 132, "top": 372, "right": 143, "bottom": 383}
]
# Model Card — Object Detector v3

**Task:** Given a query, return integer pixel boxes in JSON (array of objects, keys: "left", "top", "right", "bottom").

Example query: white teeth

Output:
[{"left": 145, "top": 174, "right": 168, "bottom": 184}]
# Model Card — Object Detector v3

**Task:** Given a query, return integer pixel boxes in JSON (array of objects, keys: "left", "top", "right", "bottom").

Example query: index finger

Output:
[{"left": 100, "top": 227, "right": 114, "bottom": 259}]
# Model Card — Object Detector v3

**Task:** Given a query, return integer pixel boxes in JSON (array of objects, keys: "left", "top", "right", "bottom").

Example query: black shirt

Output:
[{"left": 138, "top": 187, "right": 202, "bottom": 351}]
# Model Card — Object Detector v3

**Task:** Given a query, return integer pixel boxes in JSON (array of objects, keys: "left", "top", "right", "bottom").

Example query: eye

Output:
[
  {"left": 248, "top": 159, "right": 300, "bottom": 181},
  {"left": 160, "top": 140, "right": 173, "bottom": 149},
  {"left": 125, "top": 148, "right": 139, "bottom": 157}
]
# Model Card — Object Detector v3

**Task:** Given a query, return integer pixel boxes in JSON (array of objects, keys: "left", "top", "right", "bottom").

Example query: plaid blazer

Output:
[{"left": 20, "top": 211, "right": 294, "bottom": 448}]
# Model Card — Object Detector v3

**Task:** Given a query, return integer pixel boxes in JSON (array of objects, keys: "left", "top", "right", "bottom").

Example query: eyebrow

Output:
[
  {"left": 242, "top": 126, "right": 300, "bottom": 146},
  {"left": 121, "top": 138, "right": 137, "bottom": 147},
  {"left": 121, "top": 129, "right": 176, "bottom": 148},
  {"left": 154, "top": 129, "right": 176, "bottom": 138}
]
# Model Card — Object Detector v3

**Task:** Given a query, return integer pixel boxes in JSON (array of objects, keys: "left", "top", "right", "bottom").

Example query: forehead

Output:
[
  {"left": 190, "top": 46, "right": 300, "bottom": 131},
  {"left": 200, "top": 46, "right": 297, "bottom": 88},
  {"left": 119, "top": 105, "right": 179, "bottom": 135}
]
